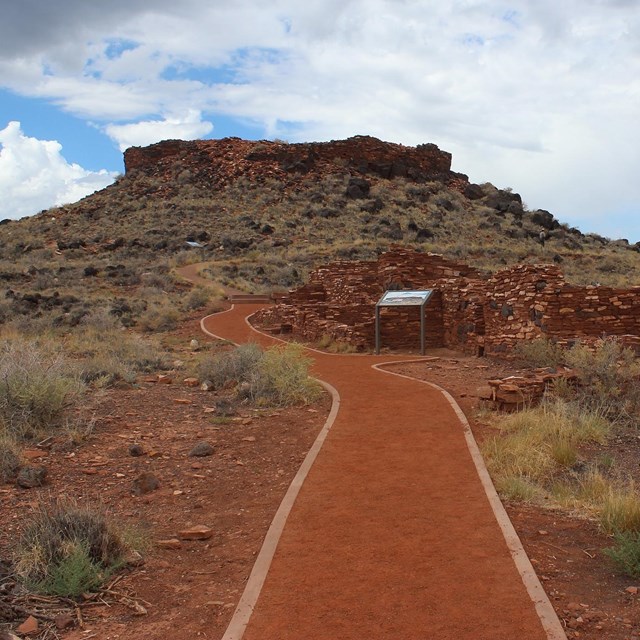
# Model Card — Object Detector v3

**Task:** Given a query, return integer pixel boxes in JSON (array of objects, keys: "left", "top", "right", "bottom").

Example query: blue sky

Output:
[{"left": 1, "top": 1, "right": 639, "bottom": 240}]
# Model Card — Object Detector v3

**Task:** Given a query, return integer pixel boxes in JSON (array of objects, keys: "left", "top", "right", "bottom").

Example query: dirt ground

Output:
[
  {"left": 388, "top": 357, "right": 640, "bottom": 640},
  {"left": 0, "top": 318, "right": 331, "bottom": 640},
  {"left": 3, "top": 317, "right": 640, "bottom": 639}
]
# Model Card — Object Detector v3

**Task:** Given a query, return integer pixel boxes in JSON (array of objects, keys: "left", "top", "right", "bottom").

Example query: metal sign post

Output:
[{"left": 375, "top": 290, "right": 434, "bottom": 355}]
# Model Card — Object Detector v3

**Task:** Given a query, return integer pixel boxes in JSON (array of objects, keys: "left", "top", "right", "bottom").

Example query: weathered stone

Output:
[
  {"left": 16, "top": 465, "right": 47, "bottom": 489},
  {"left": 476, "top": 386, "right": 494, "bottom": 400},
  {"left": 157, "top": 538, "right": 182, "bottom": 550},
  {"left": 189, "top": 441, "right": 215, "bottom": 457},
  {"left": 54, "top": 614, "right": 75, "bottom": 630},
  {"left": 16, "top": 615, "right": 39, "bottom": 635},
  {"left": 179, "top": 525, "right": 214, "bottom": 540},
  {"left": 22, "top": 449, "right": 47, "bottom": 460},
  {"left": 128, "top": 444, "right": 145, "bottom": 457},
  {"left": 132, "top": 472, "right": 160, "bottom": 496},
  {"left": 124, "top": 550, "right": 145, "bottom": 567}
]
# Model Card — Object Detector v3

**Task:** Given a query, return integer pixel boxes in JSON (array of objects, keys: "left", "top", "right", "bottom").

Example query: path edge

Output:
[
  {"left": 200, "top": 311, "right": 342, "bottom": 640},
  {"left": 373, "top": 362, "right": 567, "bottom": 640}
]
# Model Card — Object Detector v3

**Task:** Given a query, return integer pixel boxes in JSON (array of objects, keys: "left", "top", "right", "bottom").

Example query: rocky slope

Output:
[{"left": 1, "top": 135, "right": 640, "bottom": 327}]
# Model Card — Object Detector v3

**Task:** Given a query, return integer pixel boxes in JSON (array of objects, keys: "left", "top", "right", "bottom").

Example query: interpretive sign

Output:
[
  {"left": 375, "top": 290, "right": 435, "bottom": 354},
  {"left": 378, "top": 290, "right": 433, "bottom": 306}
]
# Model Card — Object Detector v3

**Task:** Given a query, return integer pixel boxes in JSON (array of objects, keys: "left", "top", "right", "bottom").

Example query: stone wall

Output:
[
  {"left": 254, "top": 249, "right": 640, "bottom": 355},
  {"left": 255, "top": 249, "right": 483, "bottom": 352},
  {"left": 542, "top": 286, "right": 640, "bottom": 338},
  {"left": 123, "top": 135, "right": 462, "bottom": 188},
  {"left": 483, "top": 265, "right": 565, "bottom": 354}
]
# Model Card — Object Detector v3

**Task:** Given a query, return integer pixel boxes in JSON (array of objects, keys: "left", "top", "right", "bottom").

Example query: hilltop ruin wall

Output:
[
  {"left": 255, "top": 249, "right": 640, "bottom": 355},
  {"left": 123, "top": 135, "right": 462, "bottom": 188}
]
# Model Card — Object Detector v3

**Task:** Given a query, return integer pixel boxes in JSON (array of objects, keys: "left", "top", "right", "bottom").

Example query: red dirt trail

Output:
[{"left": 203, "top": 304, "right": 554, "bottom": 640}]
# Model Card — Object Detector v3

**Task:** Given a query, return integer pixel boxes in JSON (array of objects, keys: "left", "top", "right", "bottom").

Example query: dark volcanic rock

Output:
[
  {"left": 530, "top": 209, "right": 559, "bottom": 231},
  {"left": 346, "top": 177, "right": 371, "bottom": 199},
  {"left": 16, "top": 465, "right": 47, "bottom": 489}
]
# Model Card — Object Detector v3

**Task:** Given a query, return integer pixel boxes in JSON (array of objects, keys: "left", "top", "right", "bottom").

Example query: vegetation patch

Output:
[
  {"left": 14, "top": 498, "right": 137, "bottom": 598},
  {"left": 604, "top": 531, "right": 640, "bottom": 579},
  {"left": 198, "top": 342, "right": 321, "bottom": 407},
  {"left": 0, "top": 340, "right": 85, "bottom": 441},
  {"left": 486, "top": 337, "right": 640, "bottom": 580},
  {"left": 514, "top": 337, "right": 565, "bottom": 369}
]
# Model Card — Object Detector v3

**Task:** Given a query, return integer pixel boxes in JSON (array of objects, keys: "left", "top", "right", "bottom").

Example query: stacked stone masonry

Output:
[{"left": 254, "top": 248, "right": 640, "bottom": 355}]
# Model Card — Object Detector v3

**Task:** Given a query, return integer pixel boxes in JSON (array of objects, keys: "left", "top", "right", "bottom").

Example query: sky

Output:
[{"left": 0, "top": 1, "right": 639, "bottom": 240}]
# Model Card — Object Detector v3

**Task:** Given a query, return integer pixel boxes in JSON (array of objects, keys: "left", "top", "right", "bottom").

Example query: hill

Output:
[{"left": 2, "top": 135, "right": 640, "bottom": 327}]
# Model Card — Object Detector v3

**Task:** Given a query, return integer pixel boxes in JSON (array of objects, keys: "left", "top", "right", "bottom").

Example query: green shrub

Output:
[
  {"left": 566, "top": 339, "right": 640, "bottom": 424},
  {"left": 184, "top": 286, "right": 212, "bottom": 310},
  {"left": 604, "top": 531, "right": 640, "bottom": 578},
  {"left": 0, "top": 341, "right": 84, "bottom": 440},
  {"left": 14, "top": 498, "right": 130, "bottom": 598},
  {"left": 514, "top": 337, "right": 565, "bottom": 368},
  {"left": 36, "top": 544, "right": 107, "bottom": 597},
  {"left": 137, "top": 301, "right": 181, "bottom": 332},
  {"left": 197, "top": 343, "right": 263, "bottom": 390},
  {"left": 245, "top": 343, "right": 322, "bottom": 407}
]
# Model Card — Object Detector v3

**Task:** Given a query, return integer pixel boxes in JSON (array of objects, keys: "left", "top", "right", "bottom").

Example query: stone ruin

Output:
[{"left": 254, "top": 247, "right": 640, "bottom": 356}]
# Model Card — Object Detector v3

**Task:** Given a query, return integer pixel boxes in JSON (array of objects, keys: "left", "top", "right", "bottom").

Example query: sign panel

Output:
[{"left": 378, "top": 290, "right": 433, "bottom": 306}]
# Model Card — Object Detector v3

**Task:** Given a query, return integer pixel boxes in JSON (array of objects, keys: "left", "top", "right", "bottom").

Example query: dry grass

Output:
[
  {"left": 245, "top": 343, "right": 322, "bottom": 407},
  {"left": 198, "top": 342, "right": 321, "bottom": 407},
  {"left": 14, "top": 497, "right": 135, "bottom": 597},
  {"left": 0, "top": 340, "right": 85, "bottom": 441},
  {"left": 514, "top": 337, "right": 565, "bottom": 369},
  {"left": 565, "top": 339, "right": 640, "bottom": 425},
  {"left": 484, "top": 396, "right": 640, "bottom": 537}
]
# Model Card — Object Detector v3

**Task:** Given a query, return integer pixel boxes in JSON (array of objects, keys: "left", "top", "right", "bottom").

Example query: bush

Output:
[
  {"left": 0, "top": 341, "right": 84, "bottom": 440},
  {"left": 198, "top": 343, "right": 321, "bottom": 407},
  {"left": 566, "top": 339, "right": 640, "bottom": 424},
  {"left": 245, "top": 343, "right": 322, "bottom": 407},
  {"left": 137, "top": 301, "right": 181, "bottom": 332},
  {"left": 184, "top": 286, "right": 212, "bottom": 311},
  {"left": 514, "top": 337, "right": 565, "bottom": 368},
  {"left": 14, "top": 498, "right": 131, "bottom": 598},
  {"left": 197, "top": 343, "right": 263, "bottom": 390},
  {"left": 604, "top": 531, "right": 640, "bottom": 578}
]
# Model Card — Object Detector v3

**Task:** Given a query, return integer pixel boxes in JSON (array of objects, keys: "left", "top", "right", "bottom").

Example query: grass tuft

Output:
[
  {"left": 198, "top": 342, "right": 321, "bottom": 407},
  {"left": 599, "top": 482, "right": 640, "bottom": 533},
  {"left": 604, "top": 531, "right": 640, "bottom": 578},
  {"left": 0, "top": 340, "right": 84, "bottom": 440},
  {"left": 14, "top": 498, "right": 136, "bottom": 598},
  {"left": 514, "top": 337, "right": 565, "bottom": 368},
  {"left": 245, "top": 343, "right": 322, "bottom": 407}
]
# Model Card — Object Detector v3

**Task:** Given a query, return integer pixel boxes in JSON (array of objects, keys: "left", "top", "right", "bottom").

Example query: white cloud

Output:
[
  {"left": 0, "top": 121, "right": 116, "bottom": 219},
  {"left": 2, "top": 1, "right": 640, "bottom": 236},
  {"left": 104, "top": 110, "right": 213, "bottom": 151}
]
